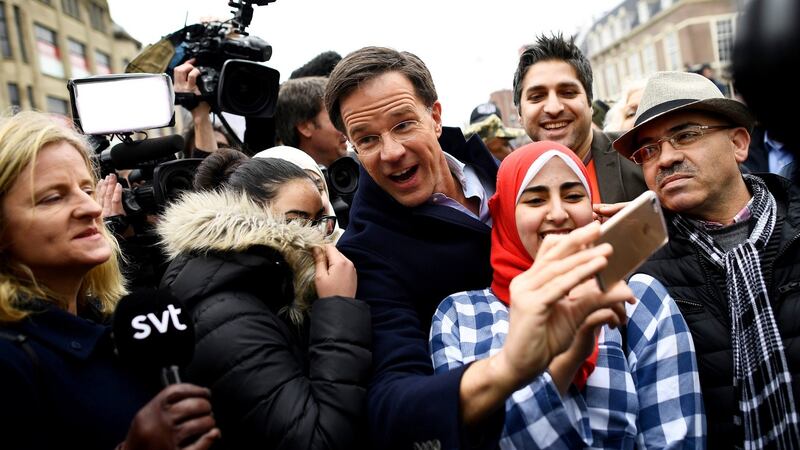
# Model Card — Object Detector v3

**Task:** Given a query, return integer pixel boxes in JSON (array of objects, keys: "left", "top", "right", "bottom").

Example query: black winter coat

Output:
[
  {"left": 0, "top": 301, "right": 153, "bottom": 450},
  {"left": 638, "top": 173, "right": 800, "bottom": 449},
  {"left": 158, "top": 190, "right": 372, "bottom": 450}
]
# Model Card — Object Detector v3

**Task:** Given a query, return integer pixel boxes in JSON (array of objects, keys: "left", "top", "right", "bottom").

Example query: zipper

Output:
[
  {"left": 775, "top": 232, "right": 800, "bottom": 266},
  {"left": 773, "top": 232, "right": 800, "bottom": 297},
  {"left": 673, "top": 297, "right": 704, "bottom": 312},
  {"left": 778, "top": 281, "right": 800, "bottom": 295}
]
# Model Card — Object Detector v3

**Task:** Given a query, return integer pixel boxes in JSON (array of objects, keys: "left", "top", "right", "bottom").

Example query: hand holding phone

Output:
[{"left": 594, "top": 191, "right": 668, "bottom": 291}]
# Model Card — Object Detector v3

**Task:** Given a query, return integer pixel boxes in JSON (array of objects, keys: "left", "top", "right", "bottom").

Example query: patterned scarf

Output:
[{"left": 673, "top": 175, "right": 800, "bottom": 449}]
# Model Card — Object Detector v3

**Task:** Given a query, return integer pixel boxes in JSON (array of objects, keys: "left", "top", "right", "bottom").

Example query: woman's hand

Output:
[
  {"left": 97, "top": 173, "right": 125, "bottom": 218},
  {"left": 459, "top": 223, "right": 636, "bottom": 424},
  {"left": 313, "top": 244, "right": 357, "bottom": 298},
  {"left": 121, "top": 383, "right": 221, "bottom": 450},
  {"left": 501, "top": 222, "right": 635, "bottom": 386},
  {"left": 547, "top": 278, "right": 631, "bottom": 393}
]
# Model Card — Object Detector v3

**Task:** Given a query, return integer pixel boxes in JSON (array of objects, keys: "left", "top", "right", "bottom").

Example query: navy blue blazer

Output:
[
  {"left": 337, "top": 127, "right": 501, "bottom": 449},
  {"left": 0, "top": 303, "right": 153, "bottom": 450}
]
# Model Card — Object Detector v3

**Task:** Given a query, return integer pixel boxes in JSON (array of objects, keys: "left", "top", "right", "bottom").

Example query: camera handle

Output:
[{"left": 229, "top": 0, "right": 277, "bottom": 35}]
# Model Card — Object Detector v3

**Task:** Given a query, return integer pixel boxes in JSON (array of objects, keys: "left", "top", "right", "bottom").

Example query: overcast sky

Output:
[{"left": 107, "top": 0, "right": 623, "bottom": 127}]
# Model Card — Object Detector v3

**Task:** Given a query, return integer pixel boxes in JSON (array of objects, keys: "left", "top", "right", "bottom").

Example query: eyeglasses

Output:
[
  {"left": 350, "top": 112, "right": 430, "bottom": 155},
  {"left": 629, "top": 124, "right": 735, "bottom": 165},
  {"left": 289, "top": 215, "right": 337, "bottom": 236}
]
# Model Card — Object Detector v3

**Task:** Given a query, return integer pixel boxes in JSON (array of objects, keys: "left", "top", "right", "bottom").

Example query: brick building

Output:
[
  {"left": 0, "top": 0, "right": 140, "bottom": 116},
  {"left": 581, "top": 0, "right": 739, "bottom": 102}
]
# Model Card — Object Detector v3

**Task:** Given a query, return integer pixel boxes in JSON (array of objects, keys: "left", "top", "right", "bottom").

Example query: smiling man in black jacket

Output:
[{"left": 614, "top": 71, "right": 800, "bottom": 450}]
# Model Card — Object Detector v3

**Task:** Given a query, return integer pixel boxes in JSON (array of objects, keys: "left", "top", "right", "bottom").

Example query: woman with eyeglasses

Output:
[
  {"left": 253, "top": 145, "right": 344, "bottom": 241},
  {"left": 158, "top": 151, "right": 371, "bottom": 449}
]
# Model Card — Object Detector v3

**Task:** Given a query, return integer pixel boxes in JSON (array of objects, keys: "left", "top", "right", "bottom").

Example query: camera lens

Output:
[
  {"left": 218, "top": 60, "right": 280, "bottom": 118},
  {"left": 328, "top": 157, "right": 359, "bottom": 196},
  {"left": 224, "top": 64, "right": 268, "bottom": 114}
]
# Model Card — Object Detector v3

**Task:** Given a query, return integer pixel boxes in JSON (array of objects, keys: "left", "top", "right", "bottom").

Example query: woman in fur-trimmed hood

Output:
[{"left": 158, "top": 153, "right": 371, "bottom": 450}]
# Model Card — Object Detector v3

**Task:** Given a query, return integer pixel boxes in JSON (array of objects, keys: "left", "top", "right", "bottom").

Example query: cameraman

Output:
[
  {"left": 173, "top": 58, "right": 228, "bottom": 158},
  {"left": 275, "top": 77, "right": 348, "bottom": 168}
]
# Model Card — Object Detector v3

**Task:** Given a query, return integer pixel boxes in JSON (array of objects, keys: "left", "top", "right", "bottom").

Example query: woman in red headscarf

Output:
[{"left": 430, "top": 141, "right": 705, "bottom": 449}]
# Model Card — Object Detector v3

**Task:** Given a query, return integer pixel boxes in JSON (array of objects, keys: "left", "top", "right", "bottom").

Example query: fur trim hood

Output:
[{"left": 157, "top": 190, "right": 327, "bottom": 324}]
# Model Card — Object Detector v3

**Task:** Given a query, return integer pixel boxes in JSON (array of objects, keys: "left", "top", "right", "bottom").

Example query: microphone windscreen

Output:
[
  {"left": 109, "top": 135, "right": 184, "bottom": 169},
  {"left": 112, "top": 288, "right": 195, "bottom": 371}
]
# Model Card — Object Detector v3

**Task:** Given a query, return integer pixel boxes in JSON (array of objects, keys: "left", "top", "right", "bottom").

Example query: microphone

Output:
[
  {"left": 104, "top": 135, "right": 185, "bottom": 170},
  {"left": 112, "top": 288, "right": 195, "bottom": 386}
]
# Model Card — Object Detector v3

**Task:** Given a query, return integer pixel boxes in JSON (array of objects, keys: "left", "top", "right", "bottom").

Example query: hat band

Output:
[{"left": 634, "top": 98, "right": 699, "bottom": 127}]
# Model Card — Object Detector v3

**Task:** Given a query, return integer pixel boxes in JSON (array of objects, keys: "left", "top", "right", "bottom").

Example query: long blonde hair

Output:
[{"left": 0, "top": 111, "right": 127, "bottom": 322}]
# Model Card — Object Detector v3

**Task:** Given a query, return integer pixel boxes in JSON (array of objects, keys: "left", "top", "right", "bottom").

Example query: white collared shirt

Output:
[{"left": 427, "top": 152, "right": 494, "bottom": 226}]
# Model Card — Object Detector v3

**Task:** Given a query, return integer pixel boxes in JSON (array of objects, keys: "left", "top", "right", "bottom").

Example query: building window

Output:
[
  {"left": 34, "top": 24, "right": 64, "bottom": 78},
  {"left": 716, "top": 18, "right": 734, "bottom": 63},
  {"left": 0, "top": 2, "right": 11, "bottom": 58},
  {"left": 38, "top": 0, "right": 52, "bottom": 5},
  {"left": 637, "top": 0, "right": 650, "bottom": 23},
  {"left": 617, "top": 60, "right": 627, "bottom": 85},
  {"left": 46, "top": 95, "right": 69, "bottom": 115},
  {"left": 587, "top": 34, "right": 598, "bottom": 56},
  {"left": 663, "top": 32, "right": 681, "bottom": 71},
  {"left": 605, "top": 64, "right": 619, "bottom": 99},
  {"left": 88, "top": 2, "right": 106, "bottom": 32},
  {"left": 12, "top": 5, "right": 25, "bottom": 62},
  {"left": 95, "top": 49, "right": 111, "bottom": 74},
  {"left": 642, "top": 43, "right": 657, "bottom": 74},
  {"left": 62, "top": 0, "right": 80, "bottom": 20},
  {"left": 27, "top": 85, "right": 36, "bottom": 109},
  {"left": 628, "top": 52, "right": 643, "bottom": 80},
  {"left": 7, "top": 82, "right": 20, "bottom": 111},
  {"left": 68, "top": 38, "right": 90, "bottom": 77},
  {"left": 601, "top": 26, "right": 612, "bottom": 49}
]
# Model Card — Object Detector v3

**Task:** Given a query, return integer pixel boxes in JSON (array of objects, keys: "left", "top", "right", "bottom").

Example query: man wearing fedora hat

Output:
[{"left": 614, "top": 70, "right": 800, "bottom": 450}]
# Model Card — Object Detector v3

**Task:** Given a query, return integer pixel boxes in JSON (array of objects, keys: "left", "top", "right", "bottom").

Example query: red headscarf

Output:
[{"left": 488, "top": 141, "right": 599, "bottom": 389}]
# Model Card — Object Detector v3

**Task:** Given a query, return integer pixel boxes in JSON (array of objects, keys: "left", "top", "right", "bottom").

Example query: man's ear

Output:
[
  {"left": 730, "top": 127, "right": 751, "bottom": 164},
  {"left": 296, "top": 120, "right": 316, "bottom": 140},
  {"left": 431, "top": 101, "right": 443, "bottom": 138}
]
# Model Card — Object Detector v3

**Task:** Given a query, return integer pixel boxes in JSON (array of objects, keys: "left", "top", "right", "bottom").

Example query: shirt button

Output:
[{"left": 70, "top": 341, "right": 82, "bottom": 350}]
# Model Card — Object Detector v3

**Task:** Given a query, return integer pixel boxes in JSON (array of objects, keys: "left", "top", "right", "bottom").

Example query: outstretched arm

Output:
[{"left": 459, "top": 223, "right": 634, "bottom": 424}]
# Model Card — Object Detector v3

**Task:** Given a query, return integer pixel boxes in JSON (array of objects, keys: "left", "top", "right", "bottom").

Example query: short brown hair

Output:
[
  {"left": 275, "top": 76, "right": 328, "bottom": 147},
  {"left": 324, "top": 46, "right": 438, "bottom": 134}
]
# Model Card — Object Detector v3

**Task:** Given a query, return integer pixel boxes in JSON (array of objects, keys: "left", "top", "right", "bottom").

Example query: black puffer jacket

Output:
[
  {"left": 638, "top": 173, "right": 800, "bottom": 449},
  {"left": 158, "top": 190, "right": 372, "bottom": 450}
]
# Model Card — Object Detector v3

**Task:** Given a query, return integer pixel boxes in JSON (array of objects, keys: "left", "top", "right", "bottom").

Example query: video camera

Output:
[
  {"left": 169, "top": 0, "right": 280, "bottom": 120},
  {"left": 67, "top": 73, "right": 198, "bottom": 290},
  {"left": 68, "top": 74, "right": 199, "bottom": 222},
  {"left": 321, "top": 154, "right": 360, "bottom": 229}
]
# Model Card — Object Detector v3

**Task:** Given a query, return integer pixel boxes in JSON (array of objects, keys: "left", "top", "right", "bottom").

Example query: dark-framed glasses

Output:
[
  {"left": 350, "top": 112, "right": 430, "bottom": 155},
  {"left": 289, "top": 215, "right": 337, "bottom": 236},
  {"left": 629, "top": 124, "right": 735, "bottom": 165}
]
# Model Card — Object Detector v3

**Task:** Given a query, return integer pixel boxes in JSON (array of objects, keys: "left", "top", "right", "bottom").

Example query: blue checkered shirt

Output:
[{"left": 430, "top": 273, "right": 706, "bottom": 449}]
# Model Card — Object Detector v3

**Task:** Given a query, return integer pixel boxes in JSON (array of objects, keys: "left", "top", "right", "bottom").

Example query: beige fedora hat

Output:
[{"left": 613, "top": 71, "right": 755, "bottom": 158}]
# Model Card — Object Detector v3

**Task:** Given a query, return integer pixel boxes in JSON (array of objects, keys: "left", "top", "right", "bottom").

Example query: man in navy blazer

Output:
[{"left": 324, "top": 46, "right": 630, "bottom": 449}]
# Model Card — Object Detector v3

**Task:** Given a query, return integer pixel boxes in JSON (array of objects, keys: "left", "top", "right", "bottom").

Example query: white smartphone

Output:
[{"left": 595, "top": 191, "right": 669, "bottom": 292}]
